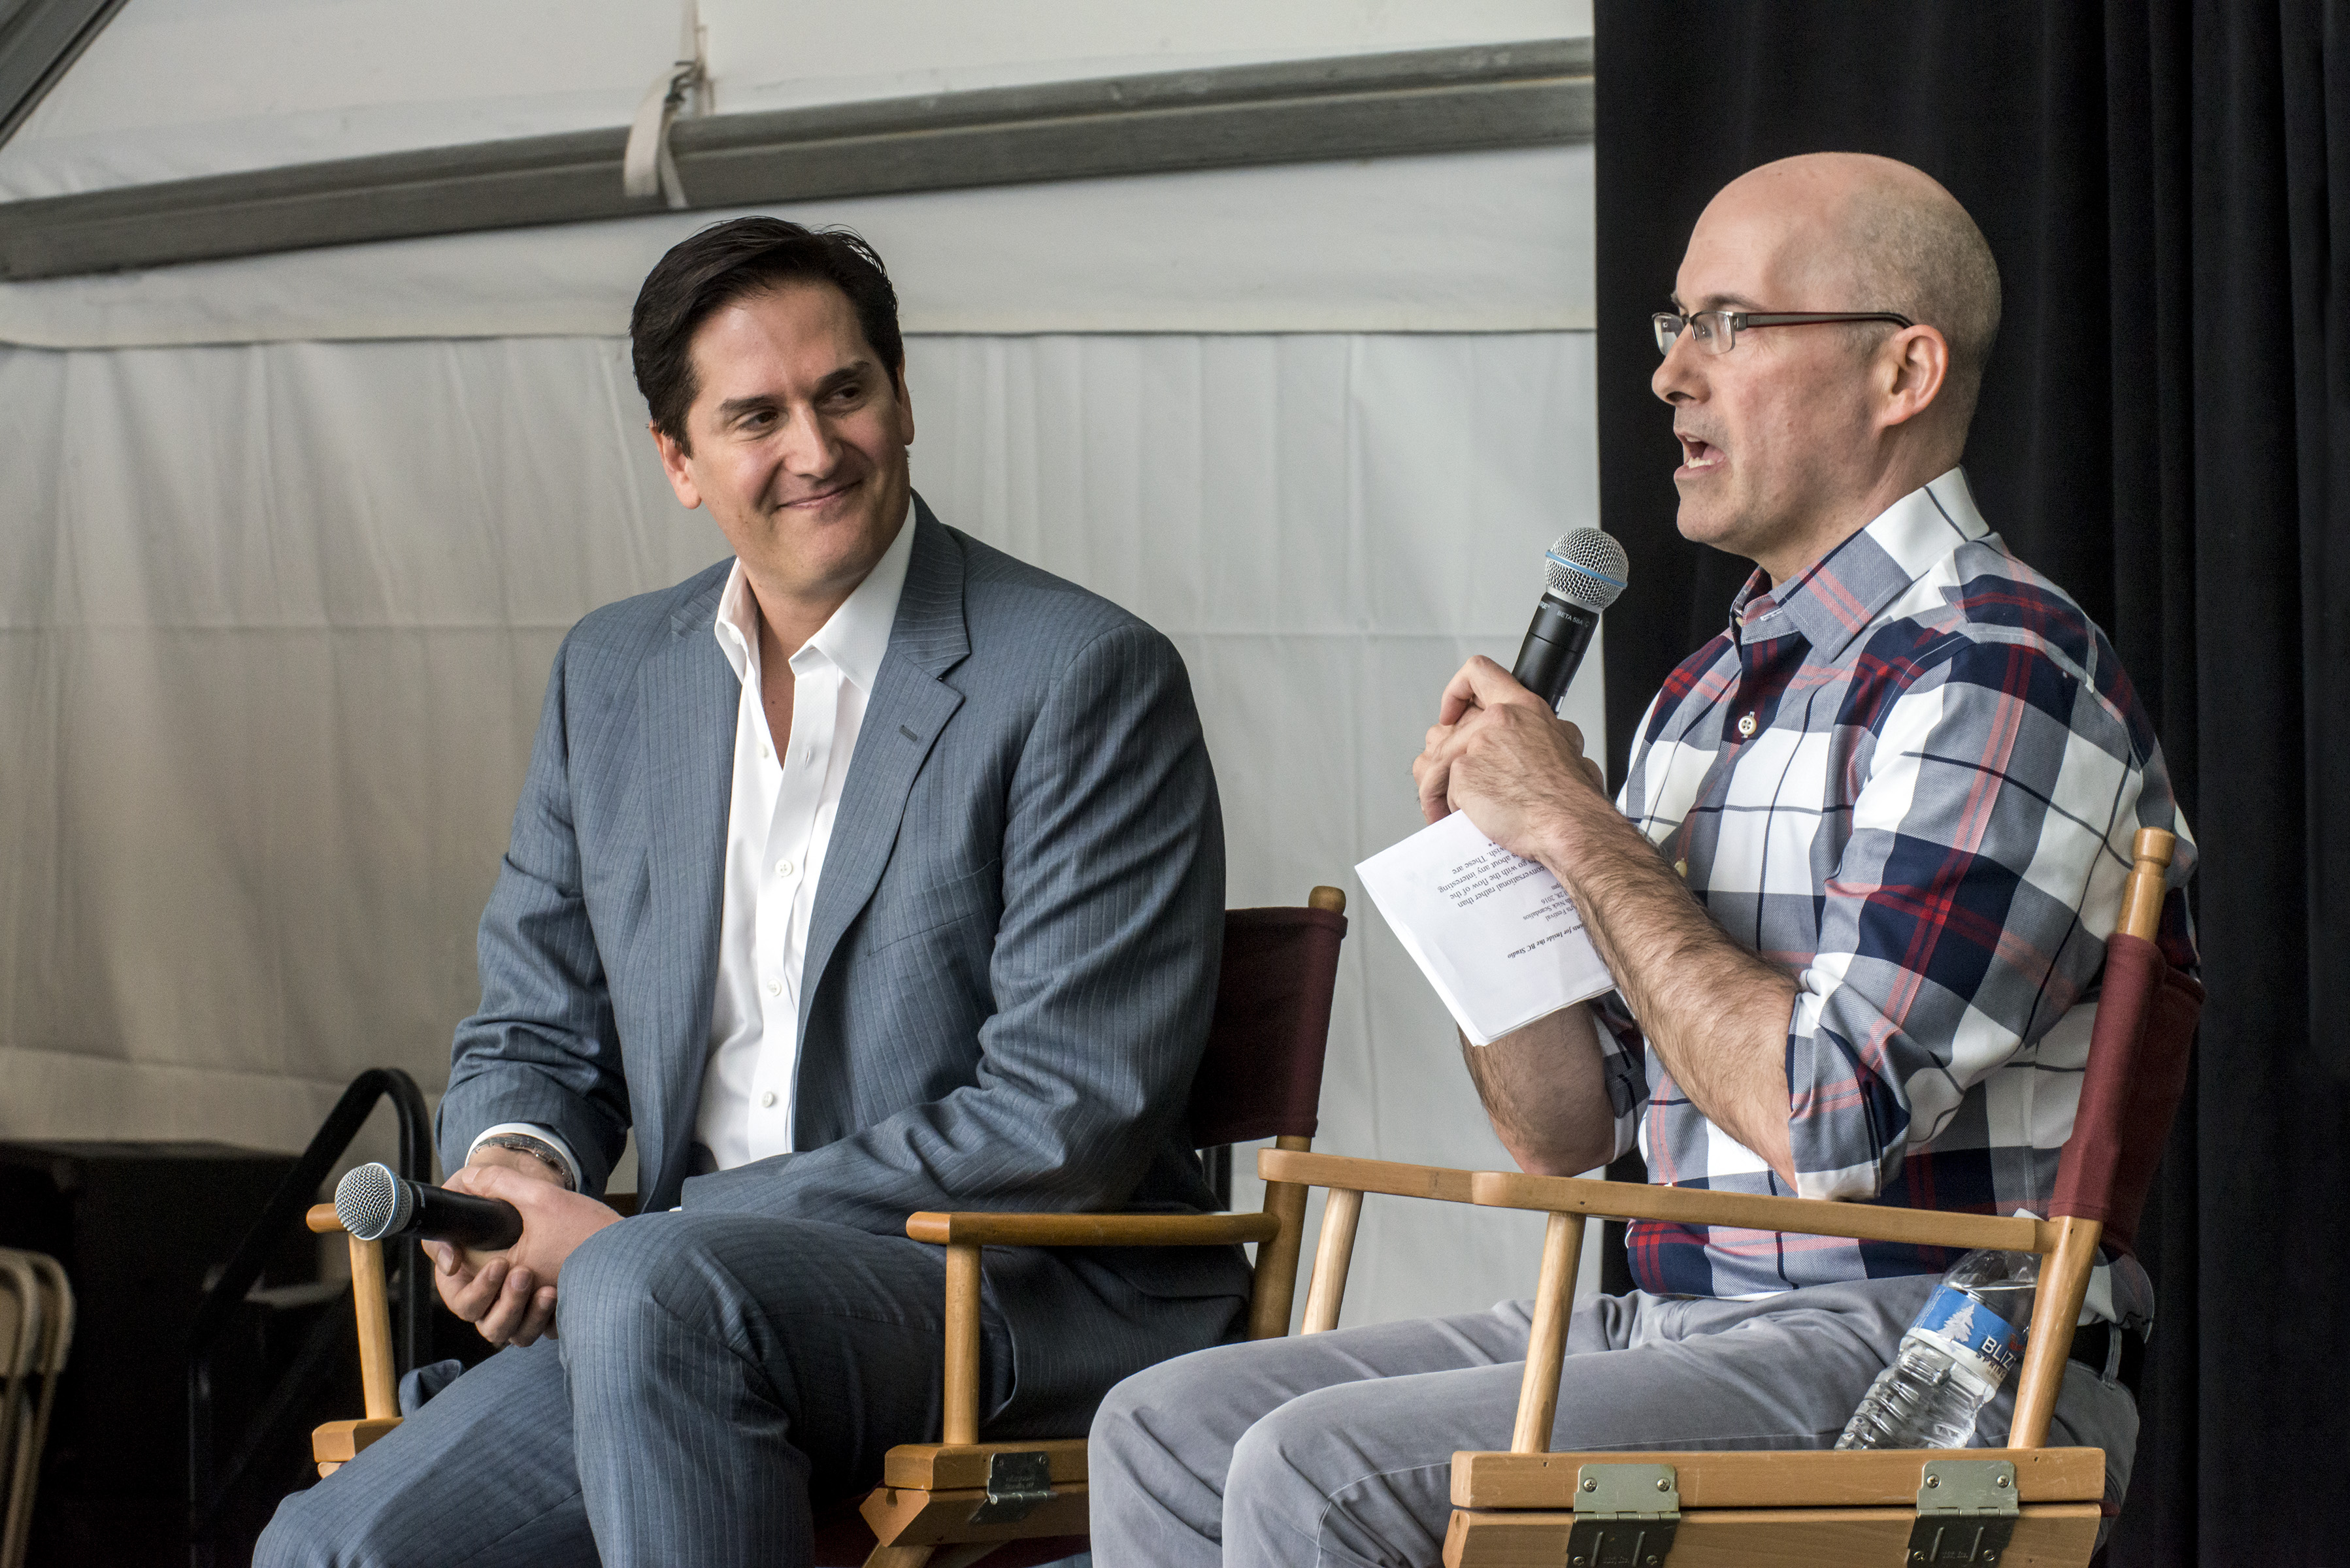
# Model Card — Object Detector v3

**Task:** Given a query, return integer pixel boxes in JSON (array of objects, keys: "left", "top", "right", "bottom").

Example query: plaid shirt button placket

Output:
[{"left": 1591, "top": 468, "right": 2194, "bottom": 1322}]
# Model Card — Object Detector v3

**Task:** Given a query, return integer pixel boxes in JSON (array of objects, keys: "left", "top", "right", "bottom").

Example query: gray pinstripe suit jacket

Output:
[{"left": 437, "top": 497, "right": 1249, "bottom": 1429}]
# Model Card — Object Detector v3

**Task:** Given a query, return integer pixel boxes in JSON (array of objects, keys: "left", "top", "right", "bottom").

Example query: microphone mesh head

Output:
[
  {"left": 335, "top": 1162, "right": 412, "bottom": 1242},
  {"left": 1544, "top": 528, "right": 1630, "bottom": 612}
]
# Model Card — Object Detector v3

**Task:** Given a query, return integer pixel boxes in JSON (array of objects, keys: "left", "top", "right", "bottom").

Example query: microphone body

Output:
[
  {"left": 335, "top": 1161, "right": 524, "bottom": 1249},
  {"left": 1512, "top": 595, "right": 1600, "bottom": 710},
  {"left": 1511, "top": 528, "right": 1629, "bottom": 710}
]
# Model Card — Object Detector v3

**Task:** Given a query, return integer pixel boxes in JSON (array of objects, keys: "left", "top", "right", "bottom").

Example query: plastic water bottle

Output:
[{"left": 1836, "top": 1249, "right": 2040, "bottom": 1450}]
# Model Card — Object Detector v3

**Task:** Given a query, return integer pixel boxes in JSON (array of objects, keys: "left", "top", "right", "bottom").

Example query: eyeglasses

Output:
[{"left": 1651, "top": 308, "right": 1915, "bottom": 357}]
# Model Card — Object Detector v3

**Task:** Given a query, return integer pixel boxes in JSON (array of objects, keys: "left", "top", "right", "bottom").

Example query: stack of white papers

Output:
[{"left": 1355, "top": 810, "right": 1617, "bottom": 1046}]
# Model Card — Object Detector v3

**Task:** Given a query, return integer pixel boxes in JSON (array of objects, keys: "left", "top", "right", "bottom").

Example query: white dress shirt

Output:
[{"left": 470, "top": 502, "right": 914, "bottom": 1185}]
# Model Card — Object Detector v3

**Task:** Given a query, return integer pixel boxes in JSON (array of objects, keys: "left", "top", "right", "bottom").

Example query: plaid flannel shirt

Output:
[{"left": 1595, "top": 468, "right": 2194, "bottom": 1324}]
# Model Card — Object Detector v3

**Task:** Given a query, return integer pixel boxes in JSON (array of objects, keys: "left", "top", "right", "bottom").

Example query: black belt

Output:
[{"left": 2065, "top": 1321, "right": 2145, "bottom": 1397}]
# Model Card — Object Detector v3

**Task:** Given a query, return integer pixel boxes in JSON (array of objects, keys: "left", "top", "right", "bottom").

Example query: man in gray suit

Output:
[{"left": 259, "top": 218, "right": 1242, "bottom": 1567}]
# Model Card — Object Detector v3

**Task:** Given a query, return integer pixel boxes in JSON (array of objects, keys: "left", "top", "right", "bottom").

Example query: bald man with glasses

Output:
[{"left": 1087, "top": 152, "right": 2194, "bottom": 1567}]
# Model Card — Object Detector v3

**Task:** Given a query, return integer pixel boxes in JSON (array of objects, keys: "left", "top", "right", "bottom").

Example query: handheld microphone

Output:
[
  {"left": 1512, "top": 527, "right": 1630, "bottom": 709},
  {"left": 335, "top": 1162, "right": 524, "bottom": 1249}
]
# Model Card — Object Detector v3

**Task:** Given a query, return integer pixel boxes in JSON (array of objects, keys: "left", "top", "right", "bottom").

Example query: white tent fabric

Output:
[
  {"left": 0, "top": 0, "right": 1589, "bottom": 197},
  {"left": 0, "top": 328, "right": 1602, "bottom": 1326},
  {"left": 0, "top": 0, "right": 1594, "bottom": 346},
  {"left": 0, "top": 146, "right": 1595, "bottom": 348}
]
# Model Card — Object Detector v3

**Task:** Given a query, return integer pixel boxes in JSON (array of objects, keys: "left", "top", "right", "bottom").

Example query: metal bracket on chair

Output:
[
  {"left": 1908, "top": 1458, "right": 2019, "bottom": 1565},
  {"left": 1566, "top": 1462, "right": 1680, "bottom": 1567},
  {"left": 966, "top": 1450, "right": 1056, "bottom": 1525}
]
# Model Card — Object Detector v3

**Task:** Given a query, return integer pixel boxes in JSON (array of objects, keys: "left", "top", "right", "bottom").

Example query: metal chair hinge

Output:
[
  {"left": 966, "top": 1449, "right": 1056, "bottom": 1525},
  {"left": 1908, "top": 1458, "right": 2020, "bottom": 1565},
  {"left": 1566, "top": 1462, "right": 1680, "bottom": 1568}
]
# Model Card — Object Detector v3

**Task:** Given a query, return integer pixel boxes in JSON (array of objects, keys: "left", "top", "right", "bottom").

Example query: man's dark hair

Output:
[{"left": 629, "top": 216, "right": 904, "bottom": 451}]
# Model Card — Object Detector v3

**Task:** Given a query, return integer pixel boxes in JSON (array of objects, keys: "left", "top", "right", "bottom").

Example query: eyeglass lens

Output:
[{"left": 1653, "top": 312, "right": 1734, "bottom": 357}]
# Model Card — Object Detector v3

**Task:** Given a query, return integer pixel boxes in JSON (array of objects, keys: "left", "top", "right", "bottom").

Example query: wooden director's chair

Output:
[
  {"left": 1264, "top": 828, "right": 2200, "bottom": 1568},
  {"left": 305, "top": 885, "right": 1354, "bottom": 1568}
]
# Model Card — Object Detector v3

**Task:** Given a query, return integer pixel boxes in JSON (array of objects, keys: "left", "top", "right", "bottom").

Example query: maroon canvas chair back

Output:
[
  {"left": 1185, "top": 903, "right": 1348, "bottom": 1148},
  {"left": 2049, "top": 885, "right": 2204, "bottom": 1255},
  {"left": 814, "top": 899, "right": 1348, "bottom": 1568}
]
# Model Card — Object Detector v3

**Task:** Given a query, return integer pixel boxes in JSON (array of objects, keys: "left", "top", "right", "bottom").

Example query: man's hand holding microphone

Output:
[
  {"left": 335, "top": 1141, "right": 623, "bottom": 1349},
  {"left": 1415, "top": 528, "right": 1626, "bottom": 861}
]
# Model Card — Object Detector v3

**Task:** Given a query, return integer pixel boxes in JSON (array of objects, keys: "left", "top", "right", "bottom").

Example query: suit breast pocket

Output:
[{"left": 863, "top": 858, "right": 1002, "bottom": 954}]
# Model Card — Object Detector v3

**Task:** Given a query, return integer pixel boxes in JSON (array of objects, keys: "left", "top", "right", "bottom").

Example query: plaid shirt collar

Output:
[{"left": 1727, "top": 468, "right": 1992, "bottom": 659}]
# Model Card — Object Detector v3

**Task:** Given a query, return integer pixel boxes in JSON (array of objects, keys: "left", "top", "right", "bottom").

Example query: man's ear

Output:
[
  {"left": 1877, "top": 325, "right": 1951, "bottom": 431},
  {"left": 650, "top": 421, "right": 703, "bottom": 509},
  {"left": 892, "top": 364, "right": 916, "bottom": 446}
]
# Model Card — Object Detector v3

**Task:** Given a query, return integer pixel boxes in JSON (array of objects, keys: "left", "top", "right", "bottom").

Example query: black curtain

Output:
[{"left": 1591, "top": 3, "right": 2347, "bottom": 1561}]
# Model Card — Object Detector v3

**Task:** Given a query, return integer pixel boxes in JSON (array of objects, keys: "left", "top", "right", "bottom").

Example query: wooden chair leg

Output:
[
  {"left": 348, "top": 1233, "right": 398, "bottom": 1420},
  {"left": 1248, "top": 1135, "right": 1314, "bottom": 1339},
  {"left": 2010, "top": 1214, "right": 2103, "bottom": 1448},
  {"left": 942, "top": 1242, "right": 982, "bottom": 1447},
  {"left": 1509, "top": 1211, "right": 1583, "bottom": 1454},
  {"left": 1300, "top": 1187, "right": 1363, "bottom": 1333}
]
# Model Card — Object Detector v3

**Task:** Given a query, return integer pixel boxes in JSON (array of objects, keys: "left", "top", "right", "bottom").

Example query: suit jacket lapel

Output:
[
  {"left": 796, "top": 501, "right": 970, "bottom": 1057},
  {"left": 638, "top": 570, "right": 736, "bottom": 1204}
]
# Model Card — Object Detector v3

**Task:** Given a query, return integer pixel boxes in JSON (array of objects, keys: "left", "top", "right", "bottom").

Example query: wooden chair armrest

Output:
[
  {"left": 312, "top": 1416, "right": 403, "bottom": 1464},
  {"left": 1450, "top": 1446, "right": 2105, "bottom": 1509},
  {"left": 1468, "top": 1171, "right": 2051, "bottom": 1252},
  {"left": 904, "top": 1211, "right": 1280, "bottom": 1247},
  {"left": 910, "top": 1211, "right": 1276, "bottom": 1451},
  {"left": 1256, "top": 1149, "right": 1486, "bottom": 1203}
]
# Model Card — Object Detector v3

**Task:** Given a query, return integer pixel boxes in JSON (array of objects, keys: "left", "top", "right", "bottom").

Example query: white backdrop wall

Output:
[
  {"left": 0, "top": 0, "right": 1601, "bottom": 1336},
  {"left": 0, "top": 327, "right": 1603, "bottom": 1327}
]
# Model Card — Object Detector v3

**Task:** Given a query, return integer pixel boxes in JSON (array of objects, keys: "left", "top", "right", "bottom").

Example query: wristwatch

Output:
[{"left": 474, "top": 1132, "right": 577, "bottom": 1191}]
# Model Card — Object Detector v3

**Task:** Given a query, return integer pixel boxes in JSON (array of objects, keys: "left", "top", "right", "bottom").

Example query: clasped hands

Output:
[
  {"left": 428, "top": 1154, "right": 623, "bottom": 1349},
  {"left": 1414, "top": 655, "right": 1609, "bottom": 853}
]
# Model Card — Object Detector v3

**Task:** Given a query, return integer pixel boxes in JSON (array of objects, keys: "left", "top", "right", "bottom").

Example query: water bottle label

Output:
[{"left": 1915, "top": 1284, "right": 2028, "bottom": 1377}]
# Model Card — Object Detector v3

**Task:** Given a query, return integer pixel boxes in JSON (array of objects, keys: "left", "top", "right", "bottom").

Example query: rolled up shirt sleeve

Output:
[{"left": 1783, "top": 636, "right": 2160, "bottom": 1200}]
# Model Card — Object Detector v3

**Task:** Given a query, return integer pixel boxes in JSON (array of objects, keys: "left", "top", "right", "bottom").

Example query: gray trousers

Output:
[
  {"left": 1087, "top": 1274, "right": 2137, "bottom": 1568},
  {"left": 256, "top": 1210, "right": 1014, "bottom": 1568}
]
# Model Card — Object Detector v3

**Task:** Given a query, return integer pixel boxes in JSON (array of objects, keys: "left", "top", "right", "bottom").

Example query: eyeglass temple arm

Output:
[{"left": 1733, "top": 310, "right": 1915, "bottom": 328}]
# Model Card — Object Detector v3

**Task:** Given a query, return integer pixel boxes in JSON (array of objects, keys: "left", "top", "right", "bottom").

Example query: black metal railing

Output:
[{"left": 186, "top": 1067, "right": 431, "bottom": 1564}]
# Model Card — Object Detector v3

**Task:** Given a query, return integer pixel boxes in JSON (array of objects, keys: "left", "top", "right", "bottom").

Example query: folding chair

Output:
[
  {"left": 1263, "top": 828, "right": 2199, "bottom": 1568},
  {"left": 845, "top": 885, "right": 1351, "bottom": 1567},
  {"left": 303, "top": 885, "right": 1353, "bottom": 1568},
  {"left": 0, "top": 1248, "right": 73, "bottom": 1568},
  {"left": 0, "top": 1254, "right": 35, "bottom": 1568}
]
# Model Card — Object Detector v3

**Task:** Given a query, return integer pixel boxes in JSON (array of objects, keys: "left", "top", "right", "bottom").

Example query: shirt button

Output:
[
  {"left": 759, "top": 1090, "right": 777, "bottom": 1109},
  {"left": 759, "top": 743, "right": 772, "bottom": 759},
  {"left": 802, "top": 745, "right": 815, "bottom": 766},
  {"left": 1736, "top": 712, "right": 1758, "bottom": 738},
  {"left": 767, "top": 979, "right": 782, "bottom": 997},
  {"left": 776, "top": 858, "right": 794, "bottom": 877}
]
